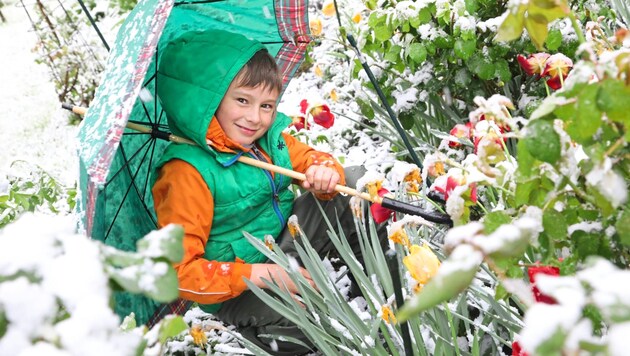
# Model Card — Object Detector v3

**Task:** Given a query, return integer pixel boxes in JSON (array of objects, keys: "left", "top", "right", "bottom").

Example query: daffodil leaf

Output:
[
  {"left": 397, "top": 245, "right": 482, "bottom": 321},
  {"left": 523, "top": 119, "right": 561, "bottom": 164}
]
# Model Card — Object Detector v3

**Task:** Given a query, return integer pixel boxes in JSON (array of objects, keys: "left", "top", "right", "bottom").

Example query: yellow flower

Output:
[
  {"left": 352, "top": 12, "right": 362, "bottom": 24},
  {"left": 403, "top": 168, "right": 422, "bottom": 193},
  {"left": 190, "top": 324, "right": 207, "bottom": 346},
  {"left": 322, "top": 1, "right": 336, "bottom": 16},
  {"left": 403, "top": 244, "right": 440, "bottom": 292},
  {"left": 330, "top": 88, "right": 338, "bottom": 102},
  {"left": 313, "top": 64, "right": 323, "bottom": 77},
  {"left": 388, "top": 228, "right": 410, "bottom": 249},
  {"left": 381, "top": 305, "right": 397, "bottom": 324},
  {"left": 365, "top": 180, "right": 383, "bottom": 201},
  {"left": 309, "top": 17, "right": 323, "bottom": 36}
]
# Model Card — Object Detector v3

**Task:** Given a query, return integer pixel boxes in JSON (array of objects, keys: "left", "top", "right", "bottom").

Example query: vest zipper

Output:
[{"left": 249, "top": 146, "right": 286, "bottom": 228}]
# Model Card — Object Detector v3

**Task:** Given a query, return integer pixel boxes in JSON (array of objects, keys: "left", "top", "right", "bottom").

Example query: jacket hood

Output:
[{"left": 157, "top": 29, "right": 265, "bottom": 152}]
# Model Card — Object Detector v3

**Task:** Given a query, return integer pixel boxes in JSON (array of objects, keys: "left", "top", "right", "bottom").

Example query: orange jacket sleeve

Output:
[
  {"left": 282, "top": 132, "right": 346, "bottom": 200},
  {"left": 152, "top": 159, "right": 252, "bottom": 304}
]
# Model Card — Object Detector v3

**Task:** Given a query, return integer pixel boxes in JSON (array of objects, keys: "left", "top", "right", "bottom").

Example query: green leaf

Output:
[
  {"left": 384, "top": 45, "right": 402, "bottom": 62},
  {"left": 524, "top": 12, "right": 549, "bottom": 50},
  {"left": 397, "top": 246, "right": 482, "bottom": 321},
  {"left": 408, "top": 43, "right": 428, "bottom": 63},
  {"left": 137, "top": 225, "right": 184, "bottom": 263},
  {"left": 616, "top": 209, "right": 630, "bottom": 247},
  {"left": 0, "top": 310, "right": 6, "bottom": 339},
  {"left": 476, "top": 60, "right": 495, "bottom": 80},
  {"left": 522, "top": 119, "right": 561, "bottom": 164},
  {"left": 565, "top": 84, "right": 601, "bottom": 144},
  {"left": 454, "top": 38, "right": 476, "bottom": 60},
  {"left": 515, "top": 178, "right": 540, "bottom": 207},
  {"left": 531, "top": 95, "right": 570, "bottom": 120},
  {"left": 494, "top": 59, "right": 511, "bottom": 82},
  {"left": 483, "top": 211, "right": 512, "bottom": 234},
  {"left": 596, "top": 79, "right": 630, "bottom": 124},
  {"left": 374, "top": 23, "right": 392, "bottom": 42},
  {"left": 158, "top": 316, "right": 188, "bottom": 344},
  {"left": 546, "top": 28, "right": 562, "bottom": 51},
  {"left": 542, "top": 210, "right": 567, "bottom": 242},
  {"left": 572, "top": 231, "right": 600, "bottom": 260},
  {"left": 496, "top": 4, "right": 526, "bottom": 42}
]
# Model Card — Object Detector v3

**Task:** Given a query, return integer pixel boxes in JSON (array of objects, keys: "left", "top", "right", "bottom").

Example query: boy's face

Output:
[{"left": 215, "top": 79, "right": 279, "bottom": 146}]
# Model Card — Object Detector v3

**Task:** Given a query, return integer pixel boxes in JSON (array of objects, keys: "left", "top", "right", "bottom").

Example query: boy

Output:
[{"left": 152, "top": 29, "right": 367, "bottom": 354}]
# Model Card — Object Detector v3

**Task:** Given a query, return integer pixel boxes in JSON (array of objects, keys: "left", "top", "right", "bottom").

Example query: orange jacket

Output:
[{"left": 152, "top": 118, "right": 345, "bottom": 304}]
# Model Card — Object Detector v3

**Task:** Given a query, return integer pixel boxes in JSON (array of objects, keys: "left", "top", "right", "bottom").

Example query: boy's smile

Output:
[{"left": 215, "top": 79, "right": 279, "bottom": 146}]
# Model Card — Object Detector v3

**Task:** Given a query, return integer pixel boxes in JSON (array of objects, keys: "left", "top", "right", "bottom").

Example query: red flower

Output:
[
  {"left": 517, "top": 53, "right": 550, "bottom": 76},
  {"left": 542, "top": 54, "right": 573, "bottom": 90},
  {"left": 527, "top": 265, "right": 560, "bottom": 304},
  {"left": 512, "top": 341, "right": 529, "bottom": 356},
  {"left": 448, "top": 124, "right": 472, "bottom": 148},
  {"left": 289, "top": 115, "right": 307, "bottom": 131},
  {"left": 370, "top": 188, "right": 394, "bottom": 223},
  {"left": 299, "top": 99, "right": 335, "bottom": 129}
]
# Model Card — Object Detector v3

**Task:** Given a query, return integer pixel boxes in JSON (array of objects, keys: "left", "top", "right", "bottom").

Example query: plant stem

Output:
[{"left": 568, "top": 13, "right": 586, "bottom": 45}]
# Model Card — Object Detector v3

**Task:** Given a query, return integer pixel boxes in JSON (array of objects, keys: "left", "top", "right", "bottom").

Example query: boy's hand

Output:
[
  {"left": 301, "top": 165, "right": 340, "bottom": 194},
  {"left": 250, "top": 263, "right": 315, "bottom": 295}
]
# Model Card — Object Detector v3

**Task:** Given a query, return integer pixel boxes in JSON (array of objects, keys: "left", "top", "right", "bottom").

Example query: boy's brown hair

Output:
[{"left": 235, "top": 49, "right": 283, "bottom": 94}]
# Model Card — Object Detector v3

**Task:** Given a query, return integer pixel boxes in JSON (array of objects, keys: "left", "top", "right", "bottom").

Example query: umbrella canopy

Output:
[{"left": 77, "top": 0, "right": 311, "bottom": 323}]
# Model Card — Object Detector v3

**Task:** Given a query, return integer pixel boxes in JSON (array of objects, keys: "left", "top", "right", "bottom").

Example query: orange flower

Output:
[
  {"left": 309, "top": 17, "right": 323, "bottom": 36},
  {"left": 322, "top": 1, "right": 336, "bottom": 16},
  {"left": 403, "top": 244, "right": 440, "bottom": 292},
  {"left": 427, "top": 161, "right": 446, "bottom": 178},
  {"left": 542, "top": 53, "right": 573, "bottom": 90},
  {"left": 381, "top": 305, "right": 397, "bottom": 324},
  {"left": 190, "top": 325, "right": 207, "bottom": 346},
  {"left": 388, "top": 228, "right": 411, "bottom": 249},
  {"left": 403, "top": 168, "right": 422, "bottom": 193},
  {"left": 365, "top": 180, "right": 383, "bottom": 201},
  {"left": 517, "top": 53, "right": 550, "bottom": 76},
  {"left": 287, "top": 215, "right": 301, "bottom": 238},
  {"left": 352, "top": 12, "right": 362, "bottom": 23},
  {"left": 264, "top": 234, "right": 275, "bottom": 250}
]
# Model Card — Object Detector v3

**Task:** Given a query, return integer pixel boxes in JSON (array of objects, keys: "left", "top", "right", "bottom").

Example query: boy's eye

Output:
[
  {"left": 261, "top": 104, "right": 274, "bottom": 110},
  {"left": 237, "top": 98, "right": 247, "bottom": 104}
]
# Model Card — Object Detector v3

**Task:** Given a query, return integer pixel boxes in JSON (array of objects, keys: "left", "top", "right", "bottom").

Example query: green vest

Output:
[{"left": 154, "top": 114, "right": 295, "bottom": 313}]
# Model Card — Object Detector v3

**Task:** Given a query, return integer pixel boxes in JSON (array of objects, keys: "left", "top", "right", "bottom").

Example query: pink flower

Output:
[
  {"left": 434, "top": 174, "right": 477, "bottom": 203},
  {"left": 542, "top": 54, "right": 573, "bottom": 90},
  {"left": 370, "top": 188, "right": 394, "bottom": 223},
  {"left": 448, "top": 123, "right": 472, "bottom": 148},
  {"left": 517, "top": 53, "right": 550, "bottom": 76},
  {"left": 527, "top": 265, "right": 560, "bottom": 304}
]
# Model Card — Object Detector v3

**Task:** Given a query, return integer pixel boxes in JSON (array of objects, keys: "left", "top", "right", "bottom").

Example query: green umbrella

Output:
[{"left": 77, "top": 0, "right": 311, "bottom": 325}]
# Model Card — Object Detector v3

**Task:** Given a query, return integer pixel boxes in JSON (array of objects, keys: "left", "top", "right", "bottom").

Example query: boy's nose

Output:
[{"left": 244, "top": 109, "right": 260, "bottom": 123}]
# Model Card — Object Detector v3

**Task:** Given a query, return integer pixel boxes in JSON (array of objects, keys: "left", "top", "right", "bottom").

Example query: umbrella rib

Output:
[
  {"left": 142, "top": 136, "right": 159, "bottom": 202},
  {"left": 104, "top": 139, "right": 157, "bottom": 240},
  {"left": 174, "top": 0, "right": 225, "bottom": 5},
  {"left": 104, "top": 137, "right": 153, "bottom": 187}
]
